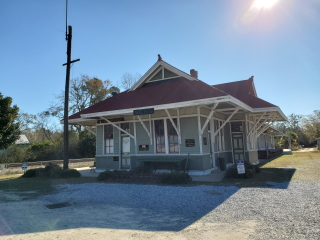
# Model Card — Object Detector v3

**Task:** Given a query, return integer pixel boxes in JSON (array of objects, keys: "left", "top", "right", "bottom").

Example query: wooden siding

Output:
[
  {"left": 114, "top": 125, "right": 120, "bottom": 155},
  {"left": 201, "top": 117, "right": 210, "bottom": 154},
  {"left": 96, "top": 156, "right": 118, "bottom": 169},
  {"left": 180, "top": 117, "right": 200, "bottom": 154},
  {"left": 96, "top": 125, "right": 103, "bottom": 155},
  {"left": 129, "top": 122, "right": 136, "bottom": 154},
  {"left": 135, "top": 121, "right": 154, "bottom": 154}
]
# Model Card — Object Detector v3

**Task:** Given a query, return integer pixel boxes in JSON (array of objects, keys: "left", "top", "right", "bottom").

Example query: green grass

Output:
[
  {"left": 219, "top": 152, "right": 320, "bottom": 187},
  {"left": 261, "top": 152, "right": 320, "bottom": 182}
]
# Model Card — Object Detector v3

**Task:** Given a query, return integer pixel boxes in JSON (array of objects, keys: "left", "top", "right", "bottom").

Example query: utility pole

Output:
[{"left": 63, "top": 2, "right": 80, "bottom": 169}]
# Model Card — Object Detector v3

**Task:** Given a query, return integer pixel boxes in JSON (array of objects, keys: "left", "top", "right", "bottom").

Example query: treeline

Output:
[
  {"left": 0, "top": 73, "right": 140, "bottom": 164},
  {"left": 274, "top": 111, "right": 320, "bottom": 149}
]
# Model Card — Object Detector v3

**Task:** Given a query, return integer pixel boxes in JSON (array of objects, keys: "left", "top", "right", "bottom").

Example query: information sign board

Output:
[
  {"left": 133, "top": 108, "right": 154, "bottom": 116},
  {"left": 236, "top": 160, "right": 245, "bottom": 174},
  {"left": 22, "top": 162, "right": 28, "bottom": 171}
]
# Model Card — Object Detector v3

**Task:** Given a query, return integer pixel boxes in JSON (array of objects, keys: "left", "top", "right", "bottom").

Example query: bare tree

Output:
[
  {"left": 121, "top": 72, "right": 141, "bottom": 90},
  {"left": 48, "top": 75, "right": 119, "bottom": 119}
]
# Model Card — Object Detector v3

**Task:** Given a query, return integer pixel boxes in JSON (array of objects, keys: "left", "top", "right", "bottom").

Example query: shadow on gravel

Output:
[{"left": 0, "top": 167, "right": 296, "bottom": 236}]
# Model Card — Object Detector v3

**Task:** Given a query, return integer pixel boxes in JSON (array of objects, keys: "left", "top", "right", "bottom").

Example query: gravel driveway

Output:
[{"left": 1, "top": 180, "right": 319, "bottom": 239}]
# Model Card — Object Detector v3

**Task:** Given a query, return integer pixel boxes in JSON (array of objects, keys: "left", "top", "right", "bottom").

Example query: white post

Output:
[
  {"left": 197, "top": 107, "right": 203, "bottom": 154},
  {"left": 133, "top": 116, "right": 137, "bottom": 154}
]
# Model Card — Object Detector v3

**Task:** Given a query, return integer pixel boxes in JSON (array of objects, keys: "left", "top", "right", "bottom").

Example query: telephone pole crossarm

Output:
[{"left": 63, "top": 58, "right": 80, "bottom": 66}]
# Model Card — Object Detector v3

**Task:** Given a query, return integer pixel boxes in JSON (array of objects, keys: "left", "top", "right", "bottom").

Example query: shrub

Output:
[
  {"left": 224, "top": 162, "right": 261, "bottom": 179},
  {"left": 224, "top": 165, "right": 238, "bottom": 179},
  {"left": 44, "top": 163, "right": 62, "bottom": 172},
  {"left": 131, "top": 164, "right": 154, "bottom": 175},
  {"left": 22, "top": 169, "right": 37, "bottom": 178},
  {"left": 0, "top": 145, "right": 30, "bottom": 164},
  {"left": 78, "top": 131, "right": 96, "bottom": 158},
  {"left": 160, "top": 172, "right": 192, "bottom": 185},
  {"left": 21, "top": 165, "right": 80, "bottom": 178},
  {"left": 60, "top": 169, "right": 81, "bottom": 178},
  {"left": 98, "top": 170, "right": 114, "bottom": 181},
  {"left": 98, "top": 169, "right": 192, "bottom": 185}
]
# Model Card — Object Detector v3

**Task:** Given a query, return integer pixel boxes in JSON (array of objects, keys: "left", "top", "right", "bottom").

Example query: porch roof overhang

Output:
[
  {"left": 67, "top": 94, "right": 287, "bottom": 126},
  {"left": 260, "top": 125, "right": 287, "bottom": 136}
]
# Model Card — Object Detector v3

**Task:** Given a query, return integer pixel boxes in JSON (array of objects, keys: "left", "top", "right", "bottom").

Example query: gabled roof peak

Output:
[
  {"left": 213, "top": 76, "right": 258, "bottom": 99},
  {"left": 129, "top": 57, "right": 197, "bottom": 91}
]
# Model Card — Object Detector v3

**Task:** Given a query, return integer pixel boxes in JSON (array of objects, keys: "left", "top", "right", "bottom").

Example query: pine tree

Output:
[{"left": 0, "top": 93, "right": 20, "bottom": 149}]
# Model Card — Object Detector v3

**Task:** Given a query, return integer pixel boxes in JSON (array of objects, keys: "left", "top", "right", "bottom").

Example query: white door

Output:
[{"left": 121, "top": 136, "right": 130, "bottom": 168}]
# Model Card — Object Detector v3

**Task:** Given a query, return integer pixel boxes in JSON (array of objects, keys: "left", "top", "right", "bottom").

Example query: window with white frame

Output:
[
  {"left": 214, "top": 120, "right": 225, "bottom": 151},
  {"left": 104, "top": 125, "right": 113, "bottom": 154},
  {"left": 155, "top": 120, "right": 165, "bottom": 153},
  {"left": 154, "top": 118, "right": 179, "bottom": 153},
  {"left": 167, "top": 119, "right": 179, "bottom": 153}
]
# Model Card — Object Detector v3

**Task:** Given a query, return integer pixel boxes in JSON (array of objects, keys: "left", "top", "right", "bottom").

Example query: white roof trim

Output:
[
  {"left": 80, "top": 96, "right": 234, "bottom": 119},
  {"left": 251, "top": 80, "right": 258, "bottom": 97},
  {"left": 68, "top": 95, "right": 287, "bottom": 124},
  {"left": 63, "top": 118, "right": 97, "bottom": 124},
  {"left": 252, "top": 107, "right": 287, "bottom": 121},
  {"left": 129, "top": 61, "right": 197, "bottom": 91}
]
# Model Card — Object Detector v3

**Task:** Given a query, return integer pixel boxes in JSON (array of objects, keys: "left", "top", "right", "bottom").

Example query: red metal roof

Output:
[
  {"left": 213, "top": 79, "right": 277, "bottom": 108},
  {"left": 69, "top": 78, "right": 228, "bottom": 119}
]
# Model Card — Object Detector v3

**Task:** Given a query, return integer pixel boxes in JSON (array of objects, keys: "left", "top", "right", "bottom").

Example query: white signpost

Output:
[
  {"left": 22, "top": 162, "right": 28, "bottom": 171},
  {"left": 236, "top": 160, "right": 245, "bottom": 174}
]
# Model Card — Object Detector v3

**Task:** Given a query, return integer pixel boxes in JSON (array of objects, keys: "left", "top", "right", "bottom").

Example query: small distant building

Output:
[
  {"left": 0, "top": 135, "right": 30, "bottom": 154},
  {"left": 316, "top": 138, "right": 320, "bottom": 150},
  {"left": 15, "top": 135, "right": 30, "bottom": 147}
]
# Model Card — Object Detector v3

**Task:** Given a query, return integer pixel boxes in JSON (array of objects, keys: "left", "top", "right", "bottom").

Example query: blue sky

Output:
[{"left": 1, "top": 0, "right": 319, "bottom": 119}]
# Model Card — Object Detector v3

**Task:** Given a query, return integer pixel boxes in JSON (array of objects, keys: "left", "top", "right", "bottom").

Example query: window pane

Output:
[
  {"left": 233, "top": 139, "right": 238, "bottom": 148},
  {"left": 238, "top": 139, "right": 243, "bottom": 148},
  {"left": 173, "top": 135, "right": 178, "bottom": 143},
  {"left": 109, "top": 147, "right": 113, "bottom": 154},
  {"left": 174, "top": 145, "right": 179, "bottom": 153},
  {"left": 169, "top": 135, "right": 173, "bottom": 143},
  {"left": 161, "top": 146, "right": 165, "bottom": 153},
  {"left": 155, "top": 120, "right": 165, "bottom": 153},
  {"left": 160, "top": 127, "right": 164, "bottom": 136},
  {"left": 169, "top": 144, "right": 174, "bottom": 153}
]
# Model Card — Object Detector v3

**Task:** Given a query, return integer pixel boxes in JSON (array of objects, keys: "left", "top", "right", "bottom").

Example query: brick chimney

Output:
[{"left": 190, "top": 69, "right": 198, "bottom": 79}]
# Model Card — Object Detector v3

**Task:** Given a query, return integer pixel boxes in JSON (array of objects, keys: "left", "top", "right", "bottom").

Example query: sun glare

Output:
[{"left": 252, "top": 0, "right": 279, "bottom": 9}]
